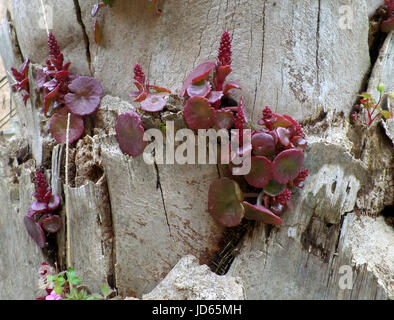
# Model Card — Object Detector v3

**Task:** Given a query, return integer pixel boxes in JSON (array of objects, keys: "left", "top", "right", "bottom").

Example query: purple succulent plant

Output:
[{"left": 24, "top": 171, "right": 62, "bottom": 248}]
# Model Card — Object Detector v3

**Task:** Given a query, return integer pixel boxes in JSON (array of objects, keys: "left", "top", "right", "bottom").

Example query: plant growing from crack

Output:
[
  {"left": 208, "top": 107, "right": 309, "bottom": 227},
  {"left": 36, "top": 32, "right": 103, "bottom": 144},
  {"left": 180, "top": 30, "right": 243, "bottom": 131},
  {"left": 23, "top": 171, "right": 62, "bottom": 248},
  {"left": 10, "top": 58, "right": 30, "bottom": 105},
  {"left": 36, "top": 262, "right": 118, "bottom": 300},
  {"left": 115, "top": 63, "right": 171, "bottom": 157},
  {"left": 352, "top": 82, "right": 393, "bottom": 126},
  {"left": 180, "top": 31, "right": 308, "bottom": 227}
]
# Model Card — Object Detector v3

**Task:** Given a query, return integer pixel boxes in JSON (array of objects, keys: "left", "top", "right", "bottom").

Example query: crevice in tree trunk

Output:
[
  {"left": 73, "top": 0, "right": 92, "bottom": 75},
  {"left": 154, "top": 161, "right": 172, "bottom": 237}
]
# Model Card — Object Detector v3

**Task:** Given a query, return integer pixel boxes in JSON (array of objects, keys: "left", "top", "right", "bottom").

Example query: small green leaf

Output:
[
  {"left": 66, "top": 268, "right": 82, "bottom": 285},
  {"left": 101, "top": 284, "right": 113, "bottom": 298},
  {"left": 381, "top": 110, "right": 393, "bottom": 119},
  {"left": 159, "top": 122, "right": 166, "bottom": 132}
]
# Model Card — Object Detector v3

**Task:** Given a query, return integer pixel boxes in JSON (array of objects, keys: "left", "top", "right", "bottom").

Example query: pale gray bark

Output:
[{"left": 0, "top": 0, "right": 392, "bottom": 299}]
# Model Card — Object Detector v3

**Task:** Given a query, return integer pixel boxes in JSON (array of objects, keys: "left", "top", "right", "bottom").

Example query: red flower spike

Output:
[
  {"left": 233, "top": 97, "right": 248, "bottom": 129},
  {"left": 274, "top": 188, "right": 291, "bottom": 205},
  {"left": 217, "top": 30, "right": 232, "bottom": 67},
  {"left": 292, "top": 169, "right": 309, "bottom": 188},
  {"left": 34, "top": 171, "right": 50, "bottom": 202},
  {"left": 133, "top": 63, "right": 146, "bottom": 86}
]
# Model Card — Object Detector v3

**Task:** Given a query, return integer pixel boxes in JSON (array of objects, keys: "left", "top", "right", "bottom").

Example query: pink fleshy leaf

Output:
[
  {"left": 30, "top": 201, "right": 48, "bottom": 213},
  {"left": 40, "top": 215, "right": 62, "bottom": 233},
  {"left": 115, "top": 112, "right": 147, "bottom": 157},
  {"left": 223, "top": 81, "right": 241, "bottom": 94},
  {"left": 214, "top": 110, "right": 233, "bottom": 129},
  {"left": 207, "top": 91, "right": 224, "bottom": 104},
  {"left": 186, "top": 80, "right": 212, "bottom": 97},
  {"left": 44, "top": 84, "right": 60, "bottom": 116},
  {"left": 251, "top": 132, "right": 276, "bottom": 157},
  {"left": 243, "top": 202, "right": 282, "bottom": 225},
  {"left": 140, "top": 95, "right": 166, "bottom": 112},
  {"left": 48, "top": 194, "right": 61, "bottom": 211},
  {"left": 149, "top": 84, "right": 171, "bottom": 93},
  {"left": 49, "top": 111, "right": 84, "bottom": 144},
  {"left": 179, "top": 62, "right": 215, "bottom": 97},
  {"left": 208, "top": 178, "right": 244, "bottom": 227},
  {"left": 65, "top": 76, "right": 103, "bottom": 116},
  {"left": 213, "top": 65, "right": 232, "bottom": 90},
  {"left": 183, "top": 96, "right": 215, "bottom": 129},
  {"left": 133, "top": 91, "right": 147, "bottom": 103},
  {"left": 36, "top": 69, "right": 47, "bottom": 89},
  {"left": 272, "top": 149, "right": 304, "bottom": 184},
  {"left": 24, "top": 216, "right": 46, "bottom": 248},
  {"left": 244, "top": 156, "right": 273, "bottom": 188},
  {"left": 276, "top": 127, "right": 290, "bottom": 146}
]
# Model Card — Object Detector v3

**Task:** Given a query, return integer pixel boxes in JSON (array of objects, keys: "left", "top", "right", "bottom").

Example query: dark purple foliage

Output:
[
  {"left": 37, "top": 32, "right": 103, "bottom": 144},
  {"left": 208, "top": 178, "right": 244, "bottom": 227},
  {"left": 65, "top": 76, "right": 103, "bottom": 116},
  {"left": 129, "top": 63, "right": 171, "bottom": 112},
  {"left": 11, "top": 58, "right": 30, "bottom": 105},
  {"left": 181, "top": 31, "right": 242, "bottom": 130},
  {"left": 49, "top": 111, "right": 84, "bottom": 144},
  {"left": 24, "top": 171, "right": 62, "bottom": 248},
  {"left": 115, "top": 111, "right": 147, "bottom": 157},
  {"left": 183, "top": 96, "right": 215, "bottom": 129}
]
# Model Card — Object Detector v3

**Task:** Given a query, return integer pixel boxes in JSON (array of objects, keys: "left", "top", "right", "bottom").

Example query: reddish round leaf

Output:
[
  {"left": 186, "top": 80, "right": 212, "bottom": 98},
  {"left": 183, "top": 96, "right": 215, "bottom": 129},
  {"left": 41, "top": 215, "right": 62, "bottom": 233},
  {"left": 243, "top": 202, "right": 282, "bottom": 225},
  {"left": 49, "top": 111, "right": 84, "bottom": 144},
  {"left": 48, "top": 194, "right": 61, "bottom": 211},
  {"left": 244, "top": 156, "right": 273, "bottom": 188},
  {"left": 65, "top": 76, "right": 103, "bottom": 116},
  {"left": 115, "top": 112, "right": 147, "bottom": 157},
  {"left": 223, "top": 81, "right": 242, "bottom": 94},
  {"left": 272, "top": 149, "right": 305, "bottom": 184},
  {"left": 214, "top": 110, "right": 233, "bottom": 129},
  {"left": 251, "top": 132, "right": 276, "bottom": 157},
  {"left": 24, "top": 216, "right": 46, "bottom": 248},
  {"left": 140, "top": 95, "right": 166, "bottom": 112},
  {"left": 30, "top": 200, "right": 47, "bottom": 213},
  {"left": 208, "top": 178, "right": 244, "bottom": 227},
  {"left": 263, "top": 179, "right": 286, "bottom": 196},
  {"left": 276, "top": 127, "right": 290, "bottom": 147},
  {"left": 180, "top": 62, "right": 215, "bottom": 97},
  {"left": 207, "top": 91, "right": 224, "bottom": 104}
]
